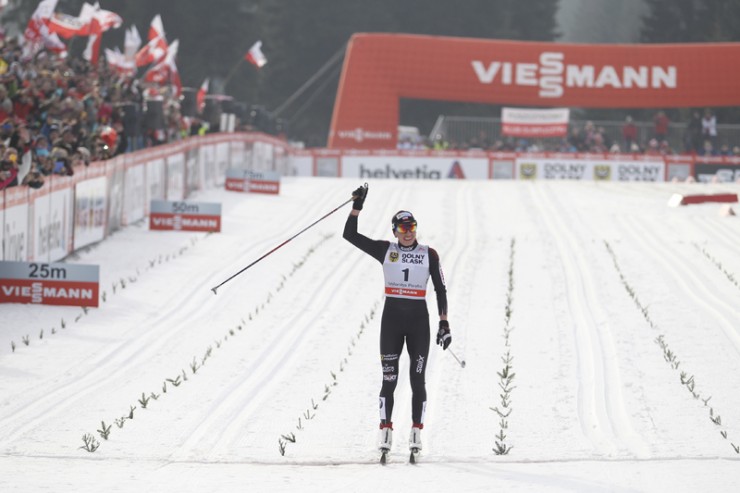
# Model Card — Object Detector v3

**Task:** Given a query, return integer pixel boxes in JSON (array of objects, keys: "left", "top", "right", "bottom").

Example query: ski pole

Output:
[
  {"left": 210, "top": 186, "right": 366, "bottom": 294},
  {"left": 448, "top": 348, "right": 466, "bottom": 368}
]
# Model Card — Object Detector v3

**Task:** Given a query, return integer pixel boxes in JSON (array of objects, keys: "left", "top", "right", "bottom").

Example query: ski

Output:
[
  {"left": 409, "top": 448, "right": 420, "bottom": 464},
  {"left": 380, "top": 449, "right": 389, "bottom": 465}
]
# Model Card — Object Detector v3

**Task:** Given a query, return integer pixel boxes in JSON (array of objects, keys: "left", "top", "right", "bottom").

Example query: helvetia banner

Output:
[
  {"left": 224, "top": 169, "right": 281, "bottom": 194},
  {"left": 0, "top": 261, "right": 100, "bottom": 307},
  {"left": 149, "top": 200, "right": 222, "bottom": 232}
]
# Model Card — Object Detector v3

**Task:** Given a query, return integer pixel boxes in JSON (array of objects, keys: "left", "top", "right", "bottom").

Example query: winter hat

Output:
[{"left": 391, "top": 210, "right": 416, "bottom": 231}]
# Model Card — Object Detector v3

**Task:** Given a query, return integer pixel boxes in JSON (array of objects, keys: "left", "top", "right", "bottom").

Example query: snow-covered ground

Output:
[{"left": 2, "top": 178, "right": 740, "bottom": 492}]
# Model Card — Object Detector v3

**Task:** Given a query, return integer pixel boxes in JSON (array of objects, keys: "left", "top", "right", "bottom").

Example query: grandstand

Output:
[{"left": 429, "top": 116, "right": 740, "bottom": 154}]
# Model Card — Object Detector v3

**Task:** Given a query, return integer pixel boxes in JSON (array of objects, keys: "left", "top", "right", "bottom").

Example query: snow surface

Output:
[{"left": 2, "top": 178, "right": 740, "bottom": 492}]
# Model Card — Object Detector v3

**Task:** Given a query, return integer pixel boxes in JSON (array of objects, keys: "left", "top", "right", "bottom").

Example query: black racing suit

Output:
[{"left": 343, "top": 213, "right": 447, "bottom": 428}]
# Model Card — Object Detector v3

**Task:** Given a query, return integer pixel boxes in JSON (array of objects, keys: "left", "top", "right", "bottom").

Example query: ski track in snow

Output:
[
  {"left": 0, "top": 183, "right": 352, "bottom": 450},
  {"left": 614, "top": 212, "right": 740, "bottom": 434},
  {"left": 620, "top": 216, "right": 740, "bottom": 358},
  {"left": 2, "top": 179, "right": 740, "bottom": 492},
  {"left": 528, "top": 182, "right": 650, "bottom": 457}
]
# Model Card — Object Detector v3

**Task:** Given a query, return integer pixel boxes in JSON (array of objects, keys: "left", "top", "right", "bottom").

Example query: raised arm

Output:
[{"left": 343, "top": 185, "right": 389, "bottom": 263}]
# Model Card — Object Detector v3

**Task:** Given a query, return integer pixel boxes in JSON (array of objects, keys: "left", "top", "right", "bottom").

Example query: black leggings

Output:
[{"left": 378, "top": 298, "right": 430, "bottom": 427}]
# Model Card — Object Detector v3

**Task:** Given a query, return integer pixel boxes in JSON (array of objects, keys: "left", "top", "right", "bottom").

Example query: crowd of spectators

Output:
[
  {"left": 399, "top": 109, "right": 740, "bottom": 158},
  {"left": 0, "top": 37, "right": 185, "bottom": 191},
  {"left": 4, "top": 31, "right": 735, "bottom": 193}
]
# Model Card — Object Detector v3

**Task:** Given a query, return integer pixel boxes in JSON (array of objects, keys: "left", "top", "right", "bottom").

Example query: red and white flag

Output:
[
  {"left": 135, "top": 14, "right": 167, "bottom": 67},
  {"left": 135, "top": 36, "right": 167, "bottom": 67},
  {"left": 47, "top": 2, "right": 122, "bottom": 38},
  {"left": 23, "top": 0, "right": 66, "bottom": 57},
  {"left": 147, "top": 14, "right": 165, "bottom": 41},
  {"left": 124, "top": 25, "right": 141, "bottom": 60},
  {"left": 197, "top": 78, "right": 209, "bottom": 113},
  {"left": 245, "top": 40, "right": 267, "bottom": 68},
  {"left": 46, "top": 12, "right": 88, "bottom": 38},
  {"left": 144, "top": 39, "right": 181, "bottom": 96},
  {"left": 501, "top": 107, "right": 570, "bottom": 138},
  {"left": 89, "top": 2, "right": 122, "bottom": 31},
  {"left": 105, "top": 48, "right": 135, "bottom": 78},
  {"left": 82, "top": 16, "right": 102, "bottom": 65},
  {"left": 79, "top": 2, "right": 121, "bottom": 31}
]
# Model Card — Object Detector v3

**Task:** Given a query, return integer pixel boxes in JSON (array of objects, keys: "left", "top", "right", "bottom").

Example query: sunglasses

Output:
[{"left": 395, "top": 222, "right": 417, "bottom": 234}]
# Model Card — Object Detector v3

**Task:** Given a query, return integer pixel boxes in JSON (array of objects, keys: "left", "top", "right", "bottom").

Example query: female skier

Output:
[{"left": 343, "top": 184, "right": 450, "bottom": 461}]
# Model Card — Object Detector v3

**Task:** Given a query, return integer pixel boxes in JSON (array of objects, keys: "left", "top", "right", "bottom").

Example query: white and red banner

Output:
[
  {"left": 1, "top": 208, "right": 29, "bottom": 262},
  {"left": 501, "top": 107, "right": 569, "bottom": 138},
  {"left": 165, "top": 151, "right": 185, "bottom": 200},
  {"left": 1, "top": 134, "right": 288, "bottom": 264},
  {"left": 341, "top": 154, "right": 489, "bottom": 180},
  {"left": 329, "top": 34, "right": 740, "bottom": 149},
  {"left": 225, "top": 169, "right": 281, "bottom": 194},
  {"left": 0, "top": 261, "right": 100, "bottom": 307},
  {"left": 515, "top": 154, "right": 664, "bottom": 181},
  {"left": 149, "top": 200, "right": 222, "bottom": 232},
  {"left": 74, "top": 176, "right": 107, "bottom": 250},
  {"left": 146, "top": 158, "right": 166, "bottom": 210},
  {"left": 30, "top": 183, "right": 74, "bottom": 262}
]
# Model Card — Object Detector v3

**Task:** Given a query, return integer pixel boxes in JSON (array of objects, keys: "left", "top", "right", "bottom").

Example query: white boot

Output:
[
  {"left": 379, "top": 427, "right": 393, "bottom": 451},
  {"left": 409, "top": 426, "right": 422, "bottom": 451}
]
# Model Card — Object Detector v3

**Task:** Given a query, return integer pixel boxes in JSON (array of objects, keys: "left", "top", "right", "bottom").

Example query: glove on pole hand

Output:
[
  {"left": 351, "top": 184, "right": 368, "bottom": 211},
  {"left": 437, "top": 320, "right": 451, "bottom": 350}
]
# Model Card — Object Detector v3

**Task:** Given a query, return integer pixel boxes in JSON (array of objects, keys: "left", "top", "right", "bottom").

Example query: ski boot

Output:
[
  {"left": 409, "top": 424, "right": 422, "bottom": 464},
  {"left": 379, "top": 423, "right": 393, "bottom": 465}
]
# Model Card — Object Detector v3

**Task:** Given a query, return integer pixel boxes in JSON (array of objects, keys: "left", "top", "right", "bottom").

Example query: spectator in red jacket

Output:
[
  {"left": 12, "top": 88, "right": 35, "bottom": 121},
  {"left": 622, "top": 115, "right": 638, "bottom": 150},
  {"left": 653, "top": 110, "right": 670, "bottom": 142}
]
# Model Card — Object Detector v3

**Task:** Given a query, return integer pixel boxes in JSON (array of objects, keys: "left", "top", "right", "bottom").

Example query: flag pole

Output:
[{"left": 223, "top": 58, "right": 244, "bottom": 88}]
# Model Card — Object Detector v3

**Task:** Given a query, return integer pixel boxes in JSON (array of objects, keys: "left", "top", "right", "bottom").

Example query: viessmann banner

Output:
[
  {"left": 149, "top": 200, "right": 222, "bottom": 232},
  {"left": 329, "top": 34, "right": 740, "bottom": 149},
  {"left": 0, "top": 261, "right": 100, "bottom": 307},
  {"left": 224, "top": 169, "right": 281, "bottom": 194}
]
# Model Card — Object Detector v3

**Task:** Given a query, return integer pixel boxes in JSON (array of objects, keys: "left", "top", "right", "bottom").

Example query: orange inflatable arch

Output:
[{"left": 328, "top": 33, "right": 740, "bottom": 149}]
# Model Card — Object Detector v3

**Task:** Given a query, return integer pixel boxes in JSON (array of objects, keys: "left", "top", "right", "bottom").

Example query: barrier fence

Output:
[
  {"left": 291, "top": 148, "right": 740, "bottom": 183},
  {"left": 1, "top": 132, "right": 291, "bottom": 263},
  {"left": 3, "top": 132, "right": 739, "bottom": 263}
]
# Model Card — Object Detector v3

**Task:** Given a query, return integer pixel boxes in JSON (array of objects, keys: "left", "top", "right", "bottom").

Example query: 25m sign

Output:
[{"left": 0, "top": 261, "right": 100, "bottom": 307}]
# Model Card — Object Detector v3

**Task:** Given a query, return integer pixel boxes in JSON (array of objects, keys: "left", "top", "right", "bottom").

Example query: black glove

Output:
[
  {"left": 436, "top": 320, "right": 451, "bottom": 350},
  {"left": 351, "top": 184, "right": 368, "bottom": 211}
]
